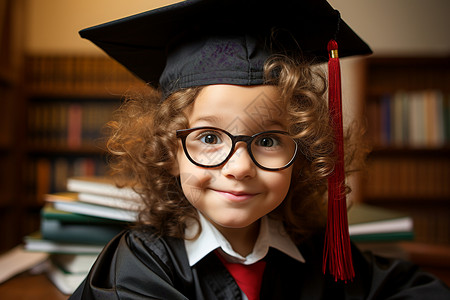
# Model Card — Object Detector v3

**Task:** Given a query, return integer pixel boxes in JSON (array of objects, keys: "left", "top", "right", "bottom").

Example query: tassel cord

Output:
[{"left": 323, "top": 39, "right": 355, "bottom": 282}]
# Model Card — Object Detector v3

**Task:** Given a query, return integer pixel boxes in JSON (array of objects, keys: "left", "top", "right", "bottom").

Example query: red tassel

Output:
[{"left": 322, "top": 39, "right": 354, "bottom": 282}]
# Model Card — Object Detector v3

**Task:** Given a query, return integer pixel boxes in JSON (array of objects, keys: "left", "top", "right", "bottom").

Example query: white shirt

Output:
[{"left": 184, "top": 212, "right": 305, "bottom": 266}]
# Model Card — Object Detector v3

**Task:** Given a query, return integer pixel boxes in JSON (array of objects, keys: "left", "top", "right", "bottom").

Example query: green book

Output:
[
  {"left": 41, "top": 202, "right": 127, "bottom": 225},
  {"left": 348, "top": 203, "right": 414, "bottom": 242},
  {"left": 350, "top": 231, "right": 414, "bottom": 243},
  {"left": 41, "top": 218, "right": 125, "bottom": 245}
]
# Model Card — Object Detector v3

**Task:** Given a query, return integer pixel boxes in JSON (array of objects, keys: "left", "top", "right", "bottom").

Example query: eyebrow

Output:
[
  {"left": 191, "top": 114, "right": 286, "bottom": 133},
  {"left": 190, "top": 115, "right": 223, "bottom": 126},
  {"left": 260, "top": 119, "right": 286, "bottom": 129}
]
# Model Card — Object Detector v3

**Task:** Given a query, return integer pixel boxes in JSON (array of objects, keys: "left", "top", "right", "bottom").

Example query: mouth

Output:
[{"left": 214, "top": 190, "right": 258, "bottom": 202}]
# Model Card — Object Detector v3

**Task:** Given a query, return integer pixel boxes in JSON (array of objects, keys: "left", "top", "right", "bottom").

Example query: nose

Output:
[{"left": 221, "top": 143, "right": 256, "bottom": 180}]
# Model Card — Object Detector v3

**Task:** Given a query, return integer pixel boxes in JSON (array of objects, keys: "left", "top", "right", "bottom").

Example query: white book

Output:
[
  {"left": 52, "top": 200, "right": 138, "bottom": 222},
  {"left": 51, "top": 254, "right": 98, "bottom": 274},
  {"left": 67, "top": 176, "right": 141, "bottom": 200},
  {"left": 426, "top": 90, "right": 445, "bottom": 147},
  {"left": 347, "top": 204, "right": 414, "bottom": 236},
  {"left": 408, "top": 92, "right": 425, "bottom": 147},
  {"left": 349, "top": 216, "right": 413, "bottom": 236},
  {"left": 78, "top": 192, "right": 143, "bottom": 211},
  {"left": 47, "top": 263, "right": 87, "bottom": 295}
]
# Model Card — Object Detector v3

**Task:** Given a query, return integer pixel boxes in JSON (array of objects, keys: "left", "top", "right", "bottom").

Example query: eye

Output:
[
  {"left": 197, "top": 131, "right": 223, "bottom": 145},
  {"left": 255, "top": 135, "right": 280, "bottom": 148}
]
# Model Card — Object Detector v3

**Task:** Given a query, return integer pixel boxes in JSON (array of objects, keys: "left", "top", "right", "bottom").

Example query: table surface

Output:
[{"left": 0, "top": 272, "right": 68, "bottom": 300}]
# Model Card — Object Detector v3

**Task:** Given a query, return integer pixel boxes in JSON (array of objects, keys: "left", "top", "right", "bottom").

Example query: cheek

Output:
[
  {"left": 179, "top": 172, "right": 203, "bottom": 205},
  {"left": 178, "top": 156, "right": 215, "bottom": 205},
  {"left": 266, "top": 169, "right": 292, "bottom": 200}
]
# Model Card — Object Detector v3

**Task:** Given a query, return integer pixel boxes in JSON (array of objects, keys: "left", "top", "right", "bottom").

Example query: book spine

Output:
[
  {"left": 67, "top": 103, "right": 82, "bottom": 149},
  {"left": 380, "top": 94, "right": 391, "bottom": 146},
  {"left": 28, "top": 157, "right": 108, "bottom": 203}
]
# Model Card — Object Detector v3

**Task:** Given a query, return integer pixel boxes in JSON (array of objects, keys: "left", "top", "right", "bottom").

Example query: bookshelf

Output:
[
  {"left": 0, "top": 0, "right": 26, "bottom": 253},
  {"left": 0, "top": 52, "right": 147, "bottom": 252},
  {"left": 362, "top": 56, "right": 450, "bottom": 245},
  {"left": 22, "top": 55, "right": 147, "bottom": 243}
]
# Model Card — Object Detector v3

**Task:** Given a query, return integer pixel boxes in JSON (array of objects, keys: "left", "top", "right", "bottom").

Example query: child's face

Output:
[{"left": 175, "top": 84, "right": 293, "bottom": 232}]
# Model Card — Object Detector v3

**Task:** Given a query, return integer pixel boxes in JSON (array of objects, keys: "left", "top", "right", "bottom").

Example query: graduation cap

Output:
[{"left": 80, "top": 0, "right": 371, "bottom": 281}]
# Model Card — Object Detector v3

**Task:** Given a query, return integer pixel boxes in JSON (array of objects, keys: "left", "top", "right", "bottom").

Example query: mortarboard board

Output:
[
  {"left": 79, "top": 0, "right": 371, "bottom": 97},
  {"left": 80, "top": 0, "right": 372, "bottom": 282}
]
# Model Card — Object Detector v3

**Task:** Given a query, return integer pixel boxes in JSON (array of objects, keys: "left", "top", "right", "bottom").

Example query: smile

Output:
[{"left": 214, "top": 190, "right": 258, "bottom": 202}]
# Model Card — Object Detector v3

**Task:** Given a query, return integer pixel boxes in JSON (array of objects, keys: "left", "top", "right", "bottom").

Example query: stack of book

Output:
[
  {"left": 48, "top": 176, "right": 142, "bottom": 222},
  {"left": 24, "top": 176, "right": 141, "bottom": 294}
]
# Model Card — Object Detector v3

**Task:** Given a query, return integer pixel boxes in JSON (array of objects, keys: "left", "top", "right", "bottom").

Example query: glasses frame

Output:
[{"left": 176, "top": 126, "right": 298, "bottom": 171}]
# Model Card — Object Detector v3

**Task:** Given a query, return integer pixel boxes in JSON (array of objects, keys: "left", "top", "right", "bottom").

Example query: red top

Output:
[{"left": 215, "top": 250, "right": 266, "bottom": 300}]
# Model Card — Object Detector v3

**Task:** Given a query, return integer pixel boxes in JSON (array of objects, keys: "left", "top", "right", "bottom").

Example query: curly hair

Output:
[{"left": 106, "top": 55, "right": 366, "bottom": 244}]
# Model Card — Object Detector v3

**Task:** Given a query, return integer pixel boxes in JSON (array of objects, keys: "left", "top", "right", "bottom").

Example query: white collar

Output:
[{"left": 184, "top": 212, "right": 305, "bottom": 266}]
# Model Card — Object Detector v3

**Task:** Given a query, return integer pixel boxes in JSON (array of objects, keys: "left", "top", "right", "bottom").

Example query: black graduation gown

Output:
[{"left": 70, "top": 226, "right": 450, "bottom": 299}]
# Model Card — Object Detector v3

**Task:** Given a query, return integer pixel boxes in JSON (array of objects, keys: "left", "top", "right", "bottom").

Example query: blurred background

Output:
[{"left": 1, "top": 0, "right": 449, "bottom": 284}]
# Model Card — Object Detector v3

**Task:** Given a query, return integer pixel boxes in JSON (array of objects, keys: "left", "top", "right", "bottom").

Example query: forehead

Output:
[{"left": 187, "top": 84, "right": 286, "bottom": 132}]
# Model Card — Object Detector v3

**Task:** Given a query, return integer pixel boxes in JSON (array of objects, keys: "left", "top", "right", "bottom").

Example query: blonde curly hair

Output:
[{"left": 106, "top": 54, "right": 366, "bottom": 243}]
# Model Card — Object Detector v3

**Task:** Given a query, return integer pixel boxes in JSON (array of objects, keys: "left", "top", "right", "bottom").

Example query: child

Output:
[{"left": 70, "top": 0, "right": 450, "bottom": 299}]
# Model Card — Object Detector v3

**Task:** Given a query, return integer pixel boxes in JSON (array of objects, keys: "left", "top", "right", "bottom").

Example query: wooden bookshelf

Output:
[
  {"left": 361, "top": 56, "right": 450, "bottom": 245},
  {"left": 0, "top": 49, "right": 148, "bottom": 251},
  {"left": 0, "top": 0, "right": 26, "bottom": 252},
  {"left": 0, "top": 0, "right": 148, "bottom": 252},
  {"left": 20, "top": 55, "right": 147, "bottom": 244}
]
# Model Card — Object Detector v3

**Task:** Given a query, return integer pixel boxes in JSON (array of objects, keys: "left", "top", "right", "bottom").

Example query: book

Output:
[
  {"left": 45, "top": 192, "right": 138, "bottom": 222},
  {"left": 348, "top": 203, "right": 414, "bottom": 242},
  {"left": 51, "top": 253, "right": 97, "bottom": 274},
  {"left": 380, "top": 94, "right": 392, "bottom": 146},
  {"left": 24, "top": 232, "right": 104, "bottom": 254},
  {"left": 349, "top": 231, "right": 414, "bottom": 243},
  {"left": 47, "top": 262, "right": 87, "bottom": 295},
  {"left": 41, "top": 203, "right": 125, "bottom": 225},
  {"left": 67, "top": 176, "right": 141, "bottom": 201},
  {"left": 77, "top": 192, "right": 143, "bottom": 211},
  {"left": 67, "top": 103, "right": 82, "bottom": 149},
  {"left": 41, "top": 218, "right": 125, "bottom": 245},
  {"left": 51, "top": 198, "right": 138, "bottom": 222}
]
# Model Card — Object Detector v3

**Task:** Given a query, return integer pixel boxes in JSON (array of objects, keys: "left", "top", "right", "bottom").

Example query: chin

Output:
[{"left": 214, "top": 215, "right": 261, "bottom": 229}]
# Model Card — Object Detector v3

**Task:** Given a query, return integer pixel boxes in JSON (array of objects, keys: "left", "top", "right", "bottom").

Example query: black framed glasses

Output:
[{"left": 176, "top": 126, "right": 298, "bottom": 171}]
